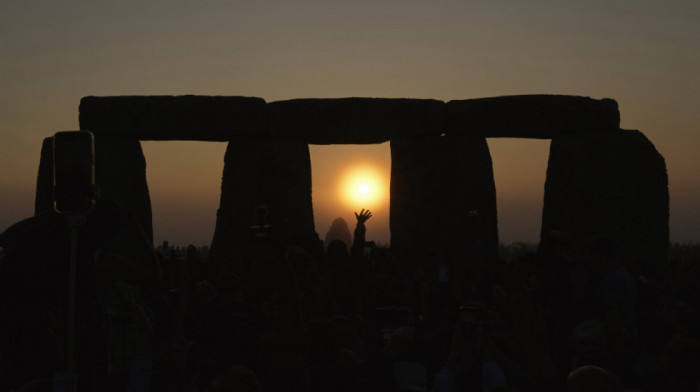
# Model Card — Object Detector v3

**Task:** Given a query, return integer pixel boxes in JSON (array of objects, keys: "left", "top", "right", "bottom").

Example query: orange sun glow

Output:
[{"left": 338, "top": 163, "right": 388, "bottom": 209}]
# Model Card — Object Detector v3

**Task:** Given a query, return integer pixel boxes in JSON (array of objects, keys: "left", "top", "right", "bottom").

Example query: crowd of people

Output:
[{"left": 0, "top": 198, "right": 699, "bottom": 391}]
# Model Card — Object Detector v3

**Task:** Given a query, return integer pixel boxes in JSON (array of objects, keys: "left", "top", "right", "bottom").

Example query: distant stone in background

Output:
[
  {"left": 80, "top": 95, "right": 267, "bottom": 141},
  {"left": 267, "top": 98, "right": 445, "bottom": 144},
  {"left": 447, "top": 95, "right": 619, "bottom": 139},
  {"left": 542, "top": 129, "right": 669, "bottom": 275},
  {"left": 209, "top": 137, "right": 315, "bottom": 265},
  {"left": 324, "top": 217, "right": 352, "bottom": 249},
  {"left": 390, "top": 133, "right": 498, "bottom": 279}
]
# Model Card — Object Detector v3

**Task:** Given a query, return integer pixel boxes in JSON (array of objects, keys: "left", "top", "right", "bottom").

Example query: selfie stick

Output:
[
  {"left": 66, "top": 215, "right": 85, "bottom": 392},
  {"left": 53, "top": 130, "right": 95, "bottom": 391}
]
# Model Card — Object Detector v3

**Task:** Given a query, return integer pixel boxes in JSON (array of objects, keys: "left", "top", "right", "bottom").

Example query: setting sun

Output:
[{"left": 338, "top": 164, "right": 388, "bottom": 209}]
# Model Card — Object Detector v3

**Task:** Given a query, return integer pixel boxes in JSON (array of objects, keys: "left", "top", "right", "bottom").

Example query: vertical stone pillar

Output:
[
  {"left": 390, "top": 135, "right": 439, "bottom": 260},
  {"left": 93, "top": 135, "right": 153, "bottom": 243},
  {"left": 390, "top": 134, "right": 498, "bottom": 280},
  {"left": 210, "top": 137, "right": 315, "bottom": 265},
  {"left": 35, "top": 137, "right": 54, "bottom": 214},
  {"left": 34, "top": 136, "right": 153, "bottom": 244},
  {"left": 541, "top": 129, "right": 669, "bottom": 275}
]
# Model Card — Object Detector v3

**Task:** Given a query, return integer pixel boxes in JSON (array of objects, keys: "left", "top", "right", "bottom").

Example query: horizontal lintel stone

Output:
[
  {"left": 267, "top": 98, "right": 446, "bottom": 144},
  {"left": 79, "top": 95, "right": 267, "bottom": 141},
  {"left": 446, "top": 95, "right": 620, "bottom": 139}
]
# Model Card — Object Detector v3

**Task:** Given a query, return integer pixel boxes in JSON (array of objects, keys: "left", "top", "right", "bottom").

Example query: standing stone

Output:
[
  {"left": 210, "top": 137, "right": 315, "bottom": 265},
  {"left": 390, "top": 134, "right": 498, "bottom": 283},
  {"left": 541, "top": 129, "right": 669, "bottom": 275},
  {"left": 35, "top": 137, "right": 54, "bottom": 214},
  {"left": 93, "top": 135, "right": 153, "bottom": 243},
  {"left": 33, "top": 134, "right": 152, "bottom": 242}
]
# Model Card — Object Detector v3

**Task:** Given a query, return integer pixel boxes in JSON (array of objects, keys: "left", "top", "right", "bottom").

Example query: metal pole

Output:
[{"left": 66, "top": 224, "right": 78, "bottom": 392}]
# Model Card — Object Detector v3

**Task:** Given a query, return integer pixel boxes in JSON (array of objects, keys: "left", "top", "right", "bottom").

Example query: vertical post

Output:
[
  {"left": 66, "top": 217, "right": 83, "bottom": 392},
  {"left": 210, "top": 138, "right": 316, "bottom": 265},
  {"left": 541, "top": 129, "right": 669, "bottom": 276},
  {"left": 93, "top": 136, "right": 153, "bottom": 243},
  {"left": 390, "top": 134, "right": 498, "bottom": 277}
]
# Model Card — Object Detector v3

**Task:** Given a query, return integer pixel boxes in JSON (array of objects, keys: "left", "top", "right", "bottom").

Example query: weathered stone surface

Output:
[
  {"left": 38, "top": 94, "right": 666, "bottom": 273},
  {"left": 541, "top": 129, "right": 669, "bottom": 274},
  {"left": 267, "top": 98, "right": 445, "bottom": 144},
  {"left": 33, "top": 134, "right": 153, "bottom": 242},
  {"left": 447, "top": 95, "right": 620, "bottom": 138},
  {"left": 79, "top": 96, "right": 267, "bottom": 141},
  {"left": 390, "top": 134, "right": 498, "bottom": 277},
  {"left": 35, "top": 137, "right": 54, "bottom": 214},
  {"left": 209, "top": 137, "right": 316, "bottom": 265},
  {"left": 93, "top": 136, "right": 153, "bottom": 243}
]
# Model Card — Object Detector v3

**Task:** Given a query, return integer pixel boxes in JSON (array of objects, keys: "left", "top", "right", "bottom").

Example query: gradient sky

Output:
[{"left": 1, "top": 1, "right": 698, "bottom": 246}]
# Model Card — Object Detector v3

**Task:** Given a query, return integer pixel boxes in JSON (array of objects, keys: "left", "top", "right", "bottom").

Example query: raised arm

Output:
[{"left": 351, "top": 209, "right": 372, "bottom": 257}]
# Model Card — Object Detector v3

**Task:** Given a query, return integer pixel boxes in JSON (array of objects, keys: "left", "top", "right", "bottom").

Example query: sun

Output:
[{"left": 338, "top": 164, "right": 388, "bottom": 208}]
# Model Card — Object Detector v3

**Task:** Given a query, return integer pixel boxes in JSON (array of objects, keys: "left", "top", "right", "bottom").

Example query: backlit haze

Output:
[{"left": 1, "top": 1, "right": 698, "bottom": 247}]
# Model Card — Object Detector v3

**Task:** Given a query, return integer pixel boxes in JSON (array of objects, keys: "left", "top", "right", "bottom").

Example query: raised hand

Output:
[{"left": 354, "top": 209, "right": 372, "bottom": 225}]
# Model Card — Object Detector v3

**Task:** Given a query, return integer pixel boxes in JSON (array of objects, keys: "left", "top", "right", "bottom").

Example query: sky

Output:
[{"left": 1, "top": 1, "right": 698, "bottom": 247}]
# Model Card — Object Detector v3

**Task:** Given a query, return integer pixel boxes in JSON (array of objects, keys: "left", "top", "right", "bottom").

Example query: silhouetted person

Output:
[
  {"left": 0, "top": 197, "right": 160, "bottom": 391},
  {"left": 206, "top": 365, "right": 264, "bottom": 392},
  {"left": 566, "top": 365, "right": 621, "bottom": 392},
  {"left": 325, "top": 209, "right": 373, "bottom": 315},
  {"left": 589, "top": 236, "right": 637, "bottom": 331},
  {"left": 351, "top": 208, "right": 373, "bottom": 258}
]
